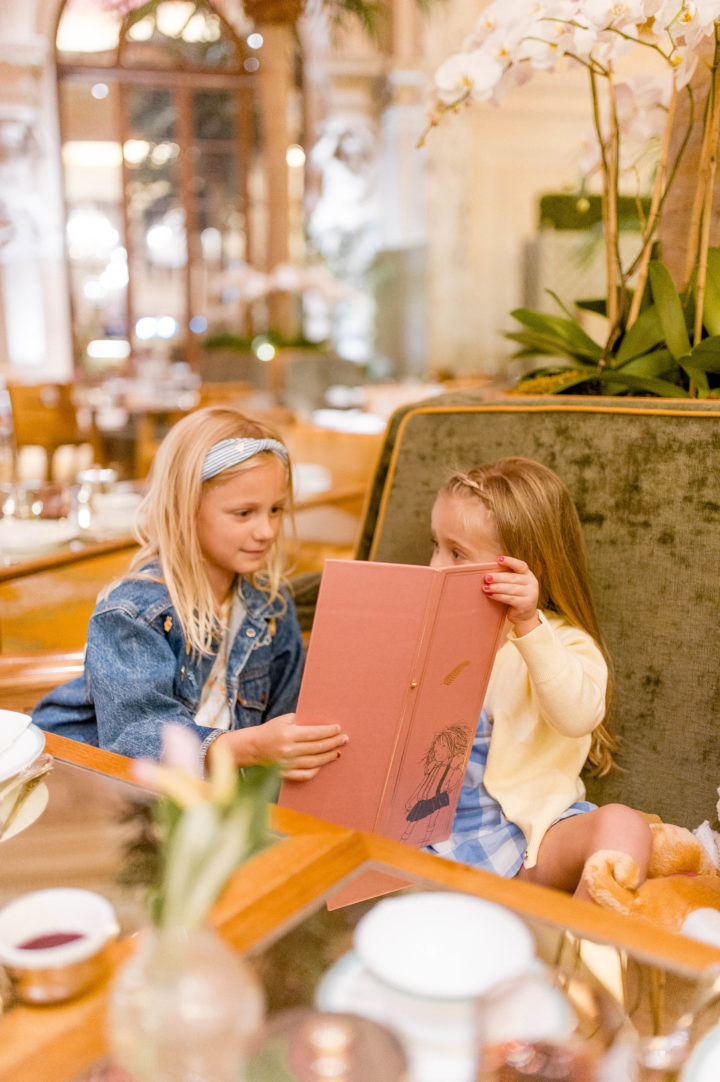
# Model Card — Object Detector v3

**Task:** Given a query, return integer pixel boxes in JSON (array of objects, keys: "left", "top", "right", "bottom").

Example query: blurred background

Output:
[
  {"left": 0, "top": 0, "right": 616, "bottom": 406},
  {"left": 0, "top": 0, "right": 659, "bottom": 652}
]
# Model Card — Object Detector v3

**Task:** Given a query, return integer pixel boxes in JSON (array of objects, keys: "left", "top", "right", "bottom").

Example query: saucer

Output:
[
  {"left": 0, "top": 782, "right": 49, "bottom": 843},
  {"left": 316, "top": 950, "right": 478, "bottom": 1082},
  {"left": 681, "top": 1023, "right": 720, "bottom": 1081}
]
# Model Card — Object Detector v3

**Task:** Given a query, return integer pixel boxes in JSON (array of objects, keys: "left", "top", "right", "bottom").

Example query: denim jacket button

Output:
[{"left": 246, "top": 628, "right": 256, "bottom": 638}]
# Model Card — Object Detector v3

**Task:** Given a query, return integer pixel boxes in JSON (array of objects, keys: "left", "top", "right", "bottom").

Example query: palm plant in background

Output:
[{"left": 426, "top": 1, "right": 720, "bottom": 397}]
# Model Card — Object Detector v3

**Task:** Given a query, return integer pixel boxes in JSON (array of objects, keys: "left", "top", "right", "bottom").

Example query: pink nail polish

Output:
[
  {"left": 497, "top": 554, "right": 505, "bottom": 562},
  {"left": 485, "top": 575, "right": 493, "bottom": 583},
  {"left": 337, "top": 751, "right": 342, "bottom": 759}
]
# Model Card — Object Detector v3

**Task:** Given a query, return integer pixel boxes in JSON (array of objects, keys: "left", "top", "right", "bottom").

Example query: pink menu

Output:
[{"left": 278, "top": 559, "right": 507, "bottom": 905}]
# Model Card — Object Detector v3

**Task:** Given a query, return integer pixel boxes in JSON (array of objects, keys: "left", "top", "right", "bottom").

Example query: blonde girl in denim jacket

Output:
[{"left": 34, "top": 406, "right": 347, "bottom": 776}]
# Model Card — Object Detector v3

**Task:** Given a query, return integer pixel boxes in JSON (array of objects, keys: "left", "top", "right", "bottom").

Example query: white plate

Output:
[
  {"left": 0, "top": 782, "right": 49, "bottom": 843},
  {"left": 0, "top": 518, "right": 78, "bottom": 555},
  {"left": 0, "top": 709, "right": 32, "bottom": 756},
  {"left": 354, "top": 892, "right": 535, "bottom": 999},
  {"left": 0, "top": 724, "right": 45, "bottom": 783}
]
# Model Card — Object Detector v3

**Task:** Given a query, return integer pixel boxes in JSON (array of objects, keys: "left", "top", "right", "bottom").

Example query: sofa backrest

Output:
[{"left": 356, "top": 391, "right": 720, "bottom": 829}]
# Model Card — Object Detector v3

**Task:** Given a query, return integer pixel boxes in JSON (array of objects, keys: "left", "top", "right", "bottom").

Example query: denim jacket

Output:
[{"left": 32, "top": 567, "right": 305, "bottom": 762}]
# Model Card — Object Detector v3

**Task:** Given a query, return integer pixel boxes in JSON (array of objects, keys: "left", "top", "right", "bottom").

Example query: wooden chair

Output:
[
  {"left": 0, "top": 649, "right": 84, "bottom": 715},
  {"left": 6, "top": 382, "right": 100, "bottom": 481}
]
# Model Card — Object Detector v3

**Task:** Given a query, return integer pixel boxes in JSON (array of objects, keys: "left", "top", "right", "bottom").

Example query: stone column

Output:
[
  {"left": 0, "top": 3, "right": 72, "bottom": 379},
  {"left": 245, "top": 0, "right": 302, "bottom": 340},
  {"left": 374, "top": 0, "right": 427, "bottom": 377}
]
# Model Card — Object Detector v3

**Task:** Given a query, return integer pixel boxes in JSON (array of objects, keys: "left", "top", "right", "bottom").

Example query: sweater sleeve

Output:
[{"left": 507, "top": 611, "right": 607, "bottom": 737}]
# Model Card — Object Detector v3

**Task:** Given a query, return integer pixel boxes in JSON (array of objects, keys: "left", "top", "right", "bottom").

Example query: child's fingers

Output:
[
  {"left": 484, "top": 579, "right": 534, "bottom": 600},
  {"left": 495, "top": 554, "right": 528, "bottom": 573},
  {"left": 292, "top": 723, "right": 345, "bottom": 743},
  {"left": 286, "top": 733, "right": 347, "bottom": 757},
  {"left": 281, "top": 765, "right": 322, "bottom": 781},
  {"left": 280, "top": 746, "right": 343, "bottom": 779}
]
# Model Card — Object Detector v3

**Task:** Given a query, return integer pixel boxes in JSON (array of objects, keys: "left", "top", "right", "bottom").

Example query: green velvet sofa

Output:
[{"left": 294, "top": 390, "right": 720, "bottom": 830}]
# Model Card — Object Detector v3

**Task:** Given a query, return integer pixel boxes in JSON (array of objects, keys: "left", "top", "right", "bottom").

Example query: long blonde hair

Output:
[
  {"left": 123, "top": 406, "right": 293, "bottom": 655},
  {"left": 441, "top": 457, "right": 616, "bottom": 776}
]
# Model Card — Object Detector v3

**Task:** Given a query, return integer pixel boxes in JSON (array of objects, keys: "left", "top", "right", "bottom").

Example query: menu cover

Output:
[{"left": 278, "top": 559, "right": 508, "bottom": 906}]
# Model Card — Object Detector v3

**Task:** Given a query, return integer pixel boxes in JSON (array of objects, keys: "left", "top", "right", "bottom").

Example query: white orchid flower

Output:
[
  {"left": 580, "top": 0, "right": 656, "bottom": 28},
  {"left": 669, "top": 42, "right": 701, "bottom": 86},
  {"left": 653, "top": 1, "right": 720, "bottom": 48},
  {"left": 160, "top": 723, "right": 204, "bottom": 775},
  {"left": 132, "top": 725, "right": 207, "bottom": 806},
  {"left": 434, "top": 49, "right": 505, "bottom": 104}
]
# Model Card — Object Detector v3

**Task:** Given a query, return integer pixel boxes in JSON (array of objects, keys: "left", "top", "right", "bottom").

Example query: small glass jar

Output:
[{"left": 475, "top": 964, "right": 637, "bottom": 1082}]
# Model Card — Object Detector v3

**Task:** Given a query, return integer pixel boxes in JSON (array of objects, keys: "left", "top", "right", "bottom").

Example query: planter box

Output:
[{"left": 200, "top": 348, "right": 365, "bottom": 411}]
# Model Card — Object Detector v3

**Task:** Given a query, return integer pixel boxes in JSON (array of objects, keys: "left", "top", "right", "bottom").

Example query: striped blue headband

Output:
[{"left": 201, "top": 437, "right": 289, "bottom": 482}]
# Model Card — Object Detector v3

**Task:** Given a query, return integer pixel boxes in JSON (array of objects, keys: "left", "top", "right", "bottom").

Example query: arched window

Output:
[{"left": 55, "top": 0, "right": 299, "bottom": 377}]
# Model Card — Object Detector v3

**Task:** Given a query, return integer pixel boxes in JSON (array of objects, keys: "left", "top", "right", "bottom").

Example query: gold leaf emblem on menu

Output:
[{"left": 443, "top": 660, "right": 470, "bottom": 685}]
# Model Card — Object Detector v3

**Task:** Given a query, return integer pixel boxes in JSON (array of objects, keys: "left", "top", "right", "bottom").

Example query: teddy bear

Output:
[{"left": 581, "top": 819, "right": 720, "bottom": 946}]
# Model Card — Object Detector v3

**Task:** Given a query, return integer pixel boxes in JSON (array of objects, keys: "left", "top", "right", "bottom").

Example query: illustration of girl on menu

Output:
[{"left": 401, "top": 725, "right": 470, "bottom": 844}]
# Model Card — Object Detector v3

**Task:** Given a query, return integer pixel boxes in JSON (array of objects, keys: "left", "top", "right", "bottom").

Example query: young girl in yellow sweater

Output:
[{"left": 427, "top": 456, "right": 651, "bottom": 900}]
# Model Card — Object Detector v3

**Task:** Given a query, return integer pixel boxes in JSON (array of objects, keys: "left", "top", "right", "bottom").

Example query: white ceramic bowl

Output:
[
  {"left": 0, "top": 888, "right": 120, "bottom": 1003},
  {"left": 0, "top": 518, "right": 78, "bottom": 555},
  {"left": 353, "top": 892, "right": 535, "bottom": 1000}
]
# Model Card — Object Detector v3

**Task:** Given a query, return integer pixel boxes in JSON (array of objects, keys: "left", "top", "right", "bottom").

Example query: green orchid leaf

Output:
[
  {"left": 594, "top": 370, "right": 691, "bottom": 397},
  {"left": 615, "top": 305, "right": 664, "bottom": 364},
  {"left": 505, "top": 331, "right": 601, "bottom": 364},
  {"left": 703, "top": 248, "right": 720, "bottom": 335},
  {"left": 509, "top": 308, "right": 604, "bottom": 357},
  {"left": 616, "top": 347, "right": 676, "bottom": 379},
  {"left": 677, "top": 354, "right": 709, "bottom": 395},
  {"left": 516, "top": 361, "right": 593, "bottom": 377},
  {"left": 545, "top": 290, "right": 577, "bottom": 320},
  {"left": 688, "top": 335, "right": 720, "bottom": 373},
  {"left": 575, "top": 298, "right": 607, "bottom": 316},
  {"left": 648, "top": 261, "right": 692, "bottom": 360}
]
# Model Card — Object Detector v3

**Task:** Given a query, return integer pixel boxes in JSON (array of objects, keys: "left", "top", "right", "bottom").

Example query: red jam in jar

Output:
[{"left": 16, "top": 932, "right": 86, "bottom": 950}]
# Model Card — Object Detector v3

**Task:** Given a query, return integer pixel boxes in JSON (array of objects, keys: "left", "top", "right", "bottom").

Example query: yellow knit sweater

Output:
[{"left": 483, "top": 610, "right": 608, "bottom": 867}]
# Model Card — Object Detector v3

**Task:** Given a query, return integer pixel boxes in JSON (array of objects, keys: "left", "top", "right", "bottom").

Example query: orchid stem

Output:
[
  {"left": 694, "top": 31, "right": 720, "bottom": 345},
  {"left": 590, "top": 66, "right": 618, "bottom": 343},
  {"left": 627, "top": 84, "right": 678, "bottom": 329}
]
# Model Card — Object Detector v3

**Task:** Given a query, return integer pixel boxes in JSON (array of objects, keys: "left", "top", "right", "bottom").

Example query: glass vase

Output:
[{"left": 108, "top": 922, "right": 264, "bottom": 1082}]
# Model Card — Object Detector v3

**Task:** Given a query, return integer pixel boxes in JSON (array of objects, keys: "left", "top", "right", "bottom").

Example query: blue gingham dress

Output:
[{"left": 426, "top": 709, "right": 596, "bottom": 877}]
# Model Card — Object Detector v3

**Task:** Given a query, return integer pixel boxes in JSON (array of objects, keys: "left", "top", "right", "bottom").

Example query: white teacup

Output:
[
  {"left": 348, "top": 892, "right": 538, "bottom": 1082},
  {"left": 0, "top": 888, "right": 120, "bottom": 1003}
]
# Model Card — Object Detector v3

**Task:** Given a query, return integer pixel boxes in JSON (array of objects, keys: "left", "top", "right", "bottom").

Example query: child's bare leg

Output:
[{"left": 516, "top": 804, "right": 652, "bottom": 901}]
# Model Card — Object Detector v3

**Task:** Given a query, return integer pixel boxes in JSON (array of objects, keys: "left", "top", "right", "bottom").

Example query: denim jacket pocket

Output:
[
  {"left": 172, "top": 662, "right": 201, "bottom": 712},
  {"left": 235, "top": 668, "right": 272, "bottom": 717},
  {"left": 236, "top": 676, "right": 271, "bottom": 712}
]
